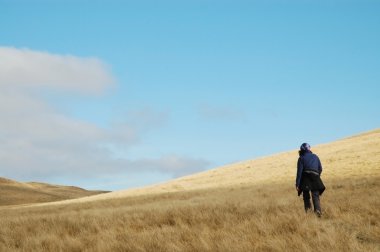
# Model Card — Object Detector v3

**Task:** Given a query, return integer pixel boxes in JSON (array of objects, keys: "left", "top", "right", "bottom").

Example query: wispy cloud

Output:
[
  {"left": 0, "top": 47, "right": 209, "bottom": 186},
  {"left": 127, "top": 155, "right": 210, "bottom": 177},
  {"left": 197, "top": 103, "right": 246, "bottom": 122}
]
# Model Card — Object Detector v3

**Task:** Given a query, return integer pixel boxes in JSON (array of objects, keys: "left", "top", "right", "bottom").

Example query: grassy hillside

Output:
[
  {"left": 0, "top": 177, "right": 107, "bottom": 206},
  {"left": 0, "top": 129, "right": 379, "bottom": 251},
  {"left": 51, "top": 128, "right": 380, "bottom": 203}
]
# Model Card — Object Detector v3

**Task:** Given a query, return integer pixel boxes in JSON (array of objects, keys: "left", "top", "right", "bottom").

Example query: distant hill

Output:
[{"left": 0, "top": 177, "right": 108, "bottom": 206}]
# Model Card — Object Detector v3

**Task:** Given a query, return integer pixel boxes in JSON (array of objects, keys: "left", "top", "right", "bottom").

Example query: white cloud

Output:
[
  {"left": 0, "top": 46, "right": 114, "bottom": 94},
  {"left": 0, "top": 47, "right": 209, "bottom": 187}
]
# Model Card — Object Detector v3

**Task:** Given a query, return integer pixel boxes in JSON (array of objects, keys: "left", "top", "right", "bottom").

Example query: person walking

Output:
[{"left": 296, "top": 143, "right": 325, "bottom": 217}]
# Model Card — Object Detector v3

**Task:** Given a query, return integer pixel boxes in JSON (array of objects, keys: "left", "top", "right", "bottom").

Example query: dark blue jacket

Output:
[{"left": 296, "top": 151, "right": 322, "bottom": 187}]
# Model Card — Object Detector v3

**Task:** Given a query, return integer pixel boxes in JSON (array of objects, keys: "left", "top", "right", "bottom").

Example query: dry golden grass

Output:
[
  {"left": 0, "top": 129, "right": 379, "bottom": 251},
  {"left": 0, "top": 178, "right": 107, "bottom": 206},
  {"left": 0, "top": 177, "right": 379, "bottom": 251}
]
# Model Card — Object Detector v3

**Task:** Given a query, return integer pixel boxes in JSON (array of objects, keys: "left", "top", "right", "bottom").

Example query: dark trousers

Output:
[{"left": 303, "top": 190, "right": 321, "bottom": 213}]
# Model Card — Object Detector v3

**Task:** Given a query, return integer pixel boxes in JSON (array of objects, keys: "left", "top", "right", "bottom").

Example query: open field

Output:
[
  {"left": 0, "top": 129, "right": 379, "bottom": 251},
  {"left": 0, "top": 176, "right": 379, "bottom": 251}
]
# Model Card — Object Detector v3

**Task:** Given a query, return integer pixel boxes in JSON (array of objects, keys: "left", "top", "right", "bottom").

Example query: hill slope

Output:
[
  {"left": 62, "top": 128, "right": 380, "bottom": 203},
  {"left": 0, "top": 177, "right": 107, "bottom": 206}
]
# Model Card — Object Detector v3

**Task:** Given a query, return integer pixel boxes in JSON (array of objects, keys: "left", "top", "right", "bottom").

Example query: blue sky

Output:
[{"left": 0, "top": 0, "right": 379, "bottom": 190}]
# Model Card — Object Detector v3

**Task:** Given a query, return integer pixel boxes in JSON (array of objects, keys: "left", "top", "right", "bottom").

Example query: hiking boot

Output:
[{"left": 315, "top": 210, "right": 322, "bottom": 218}]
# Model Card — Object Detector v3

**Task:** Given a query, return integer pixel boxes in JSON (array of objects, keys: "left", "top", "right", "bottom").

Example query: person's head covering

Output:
[{"left": 300, "top": 143, "right": 311, "bottom": 151}]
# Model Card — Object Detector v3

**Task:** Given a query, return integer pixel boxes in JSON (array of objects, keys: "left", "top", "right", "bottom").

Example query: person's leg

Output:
[
  {"left": 302, "top": 190, "right": 311, "bottom": 212},
  {"left": 311, "top": 190, "right": 321, "bottom": 217}
]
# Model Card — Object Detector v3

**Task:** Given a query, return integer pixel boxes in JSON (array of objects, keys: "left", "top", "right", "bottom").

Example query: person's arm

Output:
[{"left": 296, "top": 157, "right": 303, "bottom": 188}]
